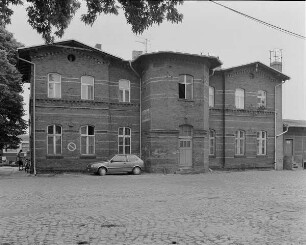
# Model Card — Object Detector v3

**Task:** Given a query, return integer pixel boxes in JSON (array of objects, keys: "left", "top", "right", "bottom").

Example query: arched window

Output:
[
  {"left": 81, "top": 76, "right": 94, "bottom": 100},
  {"left": 47, "top": 125, "right": 62, "bottom": 155},
  {"left": 209, "top": 86, "right": 215, "bottom": 107},
  {"left": 257, "top": 90, "right": 266, "bottom": 108},
  {"left": 178, "top": 75, "right": 193, "bottom": 100},
  {"left": 235, "top": 88, "right": 245, "bottom": 109},
  {"left": 119, "top": 79, "right": 130, "bottom": 102},
  {"left": 209, "top": 130, "right": 216, "bottom": 155},
  {"left": 118, "top": 127, "right": 131, "bottom": 154},
  {"left": 48, "top": 73, "right": 61, "bottom": 98},
  {"left": 235, "top": 130, "right": 245, "bottom": 155},
  {"left": 257, "top": 131, "right": 267, "bottom": 155},
  {"left": 80, "top": 125, "right": 95, "bottom": 154}
]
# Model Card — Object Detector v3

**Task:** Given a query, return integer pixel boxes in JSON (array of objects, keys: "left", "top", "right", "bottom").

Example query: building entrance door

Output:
[
  {"left": 284, "top": 139, "right": 293, "bottom": 169},
  {"left": 179, "top": 139, "right": 192, "bottom": 167}
]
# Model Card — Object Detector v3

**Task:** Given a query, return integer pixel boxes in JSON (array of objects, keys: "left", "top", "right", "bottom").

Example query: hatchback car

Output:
[{"left": 87, "top": 154, "right": 144, "bottom": 176}]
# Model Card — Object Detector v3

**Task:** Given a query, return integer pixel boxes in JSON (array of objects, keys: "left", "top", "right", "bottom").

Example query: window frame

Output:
[
  {"left": 257, "top": 90, "right": 267, "bottom": 108},
  {"left": 178, "top": 74, "right": 194, "bottom": 100},
  {"left": 235, "top": 88, "right": 245, "bottom": 109},
  {"left": 119, "top": 79, "right": 131, "bottom": 103},
  {"left": 235, "top": 130, "right": 245, "bottom": 156},
  {"left": 47, "top": 125, "right": 62, "bottom": 155},
  {"left": 257, "top": 131, "right": 267, "bottom": 155},
  {"left": 81, "top": 76, "right": 94, "bottom": 100},
  {"left": 48, "top": 73, "right": 61, "bottom": 99},
  {"left": 80, "top": 125, "right": 95, "bottom": 155},
  {"left": 209, "top": 86, "right": 215, "bottom": 107},
  {"left": 209, "top": 130, "right": 216, "bottom": 156},
  {"left": 118, "top": 127, "right": 131, "bottom": 154}
]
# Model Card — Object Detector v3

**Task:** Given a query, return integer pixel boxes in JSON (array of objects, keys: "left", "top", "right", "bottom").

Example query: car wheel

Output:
[
  {"left": 98, "top": 167, "right": 107, "bottom": 176},
  {"left": 132, "top": 167, "right": 141, "bottom": 175}
]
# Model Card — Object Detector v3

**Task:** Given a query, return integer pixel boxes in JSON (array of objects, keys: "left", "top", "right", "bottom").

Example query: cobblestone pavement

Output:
[{"left": 0, "top": 168, "right": 306, "bottom": 245}]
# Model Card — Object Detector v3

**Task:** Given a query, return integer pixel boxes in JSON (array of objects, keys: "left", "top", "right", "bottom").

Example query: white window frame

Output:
[
  {"left": 80, "top": 125, "right": 95, "bottom": 155},
  {"left": 81, "top": 76, "right": 94, "bottom": 100},
  {"left": 235, "top": 88, "right": 245, "bottom": 109},
  {"left": 209, "top": 86, "right": 215, "bottom": 107},
  {"left": 48, "top": 73, "right": 61, "bottom": 98},
  {"left": 179, "top": 74, "right": 193, "bottom": 100},
  {"left": 257, "top": 131, "right": 267, "bottom": 155},
  {"left": 209, "top": 130, "right": 216, "bottom": 156},
  {"left": 119, "top": 79, "right": 130, "bottom": 102},
  {"left": 235, "top": 130, "right": 245, "bottom": 155},
  {"left": 47, "top": 125, "right": 62, "bottom": 155},
  {"left": 118, "top": 127, "right": 131, "bottom": 154},
  {"left": 257, "top": 90, "right": 267, "bottom": 108}
]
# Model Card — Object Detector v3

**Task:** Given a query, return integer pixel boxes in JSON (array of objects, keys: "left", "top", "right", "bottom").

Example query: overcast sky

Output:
[{"left": 7, "top": 1, "right": 306, "bottom": 121}]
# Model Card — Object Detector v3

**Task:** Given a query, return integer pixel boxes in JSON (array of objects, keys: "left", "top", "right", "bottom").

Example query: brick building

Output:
[{"left": 17, "top": 40, "right": 290, "bottom": 173}]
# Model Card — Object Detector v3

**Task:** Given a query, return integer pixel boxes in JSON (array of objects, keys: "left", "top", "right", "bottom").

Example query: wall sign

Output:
[{"left": 67, "top": 142, "right": 76, "bottom": 152}]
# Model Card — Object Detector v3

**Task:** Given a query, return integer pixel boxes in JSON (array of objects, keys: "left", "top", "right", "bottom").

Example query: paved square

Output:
[{"left": 0, "top": 169, "right": 305, "bottom": 244}]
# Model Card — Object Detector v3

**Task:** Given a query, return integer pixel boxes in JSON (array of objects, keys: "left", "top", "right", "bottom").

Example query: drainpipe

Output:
[
  {"left": 18, "top": 57, "right": 36, "bottom": 176},
  {"left": 129, "top": 61, "right": 141, "bottom": 158},
  {"left": 274, "top": 80, "right": 286, "bottom": 170},
  {"left": 277, "top": 124, "right": 289, "bottom": 137}
]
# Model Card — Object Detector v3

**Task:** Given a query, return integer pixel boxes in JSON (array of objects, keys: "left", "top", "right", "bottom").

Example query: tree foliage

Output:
[
  {"left": 0, "top": 0, "right": 184, "bottom": 43},
  {"left": 0, "top": 26, "right": 27, "bottom": 150}
]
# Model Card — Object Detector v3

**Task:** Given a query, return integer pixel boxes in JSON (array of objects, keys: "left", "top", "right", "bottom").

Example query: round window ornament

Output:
[
  {"left": 67, "top": 142, "right": 76, "bottom": 151},
  {"left": 67, "top": 54, "right": 76, "bottom": 62}
]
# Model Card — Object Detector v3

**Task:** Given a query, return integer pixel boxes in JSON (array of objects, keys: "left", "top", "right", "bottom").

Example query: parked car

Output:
[{"left": 87, "top": 154, "right": 144, "bottom": 176}]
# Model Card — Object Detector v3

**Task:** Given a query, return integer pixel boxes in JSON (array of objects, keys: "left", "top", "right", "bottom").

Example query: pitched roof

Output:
[
  {"left": 18, "top": 39, "right": 124, "bottom": 61},
  {"left": 218, "top": 61, "right": 290, "bottom": 80},
  {"left": 283, "top": 119, "right": 306, "bottom": 128}
]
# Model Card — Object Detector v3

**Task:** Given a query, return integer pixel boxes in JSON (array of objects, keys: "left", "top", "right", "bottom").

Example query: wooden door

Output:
[{"left": 179, "top": 139, "right": 192, "bottom": 167}]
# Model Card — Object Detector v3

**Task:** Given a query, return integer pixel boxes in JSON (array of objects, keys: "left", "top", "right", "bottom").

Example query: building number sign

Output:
[{"left": 67, "top": 142, "right": 76, "bottom": 152}]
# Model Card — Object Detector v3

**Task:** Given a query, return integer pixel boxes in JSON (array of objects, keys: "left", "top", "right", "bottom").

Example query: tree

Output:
[
  {"left": 0, "top": 0, "right": 184, "bottom": 43},
  {"left": 0, "top": 26, "right": 27, "bottom": 150}
]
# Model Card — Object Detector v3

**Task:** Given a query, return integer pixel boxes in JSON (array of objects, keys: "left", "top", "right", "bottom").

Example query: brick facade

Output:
[{"left": 17, "top": 40, "right": 290, "bottom": 173}]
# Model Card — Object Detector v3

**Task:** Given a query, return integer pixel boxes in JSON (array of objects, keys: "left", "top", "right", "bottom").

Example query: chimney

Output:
[
  {"left": 269, "top": 49, "right": 282, "bottom": 72},
  {"left": 95, "top": 43, "right": 102, "bottom": 50},
  {"left": 132, "top": 50, "right": 143, "bottom": 60}
]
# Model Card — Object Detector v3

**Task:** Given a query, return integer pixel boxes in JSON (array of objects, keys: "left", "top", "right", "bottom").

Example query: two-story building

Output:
[{"left": 17, "top": 40, "right": 290, "bottom": 173}]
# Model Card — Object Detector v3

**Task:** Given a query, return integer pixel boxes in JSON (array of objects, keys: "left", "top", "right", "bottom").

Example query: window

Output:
[
  {"left": 47, "top": 125, "right": 62, "bottom": 155},
  {"left": 48, "top": 73, "right": 61, "bottom": 98},
  {"left": 209, "top": 86, "right": 215, "bottom": 107},
  {"left": 119, "top": 79, "right": 130, "bottom": 102},
  {"left": 209, "top": 130, "right": 216, "bottom": 155},
  {"left": 235, "top": 88, "right": 245, "bottom": 109},
  {"left": 257, "top": 131, "right": 267, "bottom": 155},
  {"left": 235, "top": 130, "right": 245, "bottom": 155},
  {"left": 80, "top": 125, "right": 95, "bottom": 155},
  {"left": 179, "top": 75, "right": 193, "bottom": 100},
  {"left": 118, "top": 127, "right": 131, "bottom": 154},
  {"left": 111, "top": 155, "right": 127, "bottom": 162},
  {"left": 81, "top": 76, "right": 94, "bottom": 100},
  {"left": 257, "top": 90, "right": 266, "bottom": 108}
]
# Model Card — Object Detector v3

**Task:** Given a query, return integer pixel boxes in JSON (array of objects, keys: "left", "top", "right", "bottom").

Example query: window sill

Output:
[
  {"left": 256, "top": 155, "right": 268, "bottom": 158},
  {"left": 234, "top": 155, "right": 246, "bottom": 158},
  {"left": 80, "top": 155, "right": 96, "bottom": 159},
  {"left": 46, "top": 155, "right": 63, "bottom": 159},
  {"left": 178, "top": 99, "right": 194, "bottom": 102}
]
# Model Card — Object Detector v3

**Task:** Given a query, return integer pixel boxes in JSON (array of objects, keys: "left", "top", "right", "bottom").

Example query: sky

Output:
[{"left": 6, "top": 1, "right": 306, "bottom": 121}]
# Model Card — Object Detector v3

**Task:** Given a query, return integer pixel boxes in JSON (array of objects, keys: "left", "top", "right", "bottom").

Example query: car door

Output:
[
  {"left": 108, "top": 155, "right": 127, "bottom": 173},
  {"left": 127, "top": 155, "right": 137, "bottom": 172}
]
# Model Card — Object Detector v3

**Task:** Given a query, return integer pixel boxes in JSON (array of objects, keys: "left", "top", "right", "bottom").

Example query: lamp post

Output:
[{"left": 17, "top": 57, "right": 36, "bottom": 175}]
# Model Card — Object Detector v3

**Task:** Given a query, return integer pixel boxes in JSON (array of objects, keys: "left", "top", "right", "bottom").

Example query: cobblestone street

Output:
[{"left": 0, "top": 169, "right": 305, "bottom": 245}]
